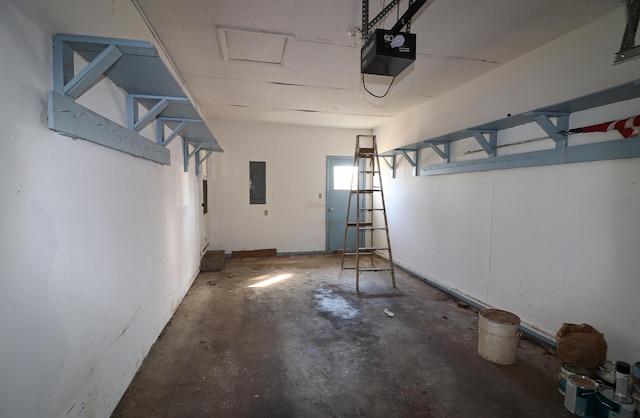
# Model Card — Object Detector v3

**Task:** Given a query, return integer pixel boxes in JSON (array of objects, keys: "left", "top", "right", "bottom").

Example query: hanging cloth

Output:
[{"left": 566, "top": 114, "right": 640, "bottom": 138}]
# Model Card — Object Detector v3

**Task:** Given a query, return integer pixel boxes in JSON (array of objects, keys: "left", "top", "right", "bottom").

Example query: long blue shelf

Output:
[
  {"left": 383, "top": 79, "right": 640, "bottom": 175},
  {"left": 49, "top": 34, "right": 222, "bottom": 170}
]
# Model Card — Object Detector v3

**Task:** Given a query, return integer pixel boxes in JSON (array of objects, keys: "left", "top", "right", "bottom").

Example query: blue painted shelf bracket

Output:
[
  {"left": 381, "top": 155, "right": 397, "bottom": 178},
  {"left": 401, "top": 150, "right": 418, "bottom": 176},
  {"left": 62, "top": 45, "right": 123, "bottom": 99},
  {"left": 127, "top": 94, "right": 190, "bottom": 132},
  {"left": 52, "top": 36, "right": 74, "bottom": 93},
  {"left": 195, "top": 150, "right": 213, "bottom": 176},
  {"left": 155, "top": 117, "right": 203, "bottom": 146},
  {"left": 469, "top": 130, "right": 497, "bottom": 157},
  {"left": 52, "top": 34, "right": 158, "bottom": 97},
  {"left": 183, "top": 138, "right": 222, "bottom": 173},
  {"left": 156, "top": 118, "right": 185, "bottom": 146},
  {"left": 427, "top": 142, "right": 451, "bottom": 163},
  {"left": 533, "top": 112, "right": 569, "bottom": 148},
  {"left": 184, "top": 139, "right": 203, "bottom": 172}
]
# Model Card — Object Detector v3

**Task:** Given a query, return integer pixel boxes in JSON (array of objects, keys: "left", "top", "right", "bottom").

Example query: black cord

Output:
[{"left": 362, "top": 73, "right": 396, "bottom": 98}]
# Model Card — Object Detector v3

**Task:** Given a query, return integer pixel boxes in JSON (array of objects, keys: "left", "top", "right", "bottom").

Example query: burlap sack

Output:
[{"left": 556, "top": 323, "right": 607, "bottom": 369}]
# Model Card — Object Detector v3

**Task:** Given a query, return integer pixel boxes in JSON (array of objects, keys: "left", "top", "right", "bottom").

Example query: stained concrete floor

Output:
[{"left": 112, "top": 253, "right": 572, "bottom": 417}]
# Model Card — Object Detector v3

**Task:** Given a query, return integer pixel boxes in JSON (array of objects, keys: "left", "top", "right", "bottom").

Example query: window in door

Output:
[{"left": 333, "top": 165, "right": 358, "bottom": 190}]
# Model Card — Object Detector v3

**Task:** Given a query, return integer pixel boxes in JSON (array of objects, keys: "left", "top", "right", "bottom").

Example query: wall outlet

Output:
[
  {"left": 264, "top": 209, "right": 268, "bottom": 216},
  {"left": 318, "top": 193, "right": 322, "bottom": 199}
]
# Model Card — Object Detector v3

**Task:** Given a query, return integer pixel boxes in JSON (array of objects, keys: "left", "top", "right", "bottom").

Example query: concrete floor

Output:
[{"left": 112, "top": 253, "right": 572, "bottom": 417}]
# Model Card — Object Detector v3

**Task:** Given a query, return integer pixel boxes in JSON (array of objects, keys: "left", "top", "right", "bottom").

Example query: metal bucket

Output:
[
  {"left": 564, "top": 375, "right": 598, "bottom": 417},
  {"left": 559, "top": 361, "right": 590, "bottom": 395},
  {"left": 477, "top": 309, "right": 521, "bottom": 365},
  {"left": 598, "top": 360, "right": 616, "bottom": 387},
  {"left": 596, "top": 387, "right": 635, "bottom": 418}
]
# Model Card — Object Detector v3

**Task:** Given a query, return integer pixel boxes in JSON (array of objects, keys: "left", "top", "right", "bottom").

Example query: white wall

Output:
[
  {"left": 375, "top": 7, "right": 640, "bottom": 362},
  {"left": 0, "top": 1, "right": 203, "bottom": 417},
  {"left": 208, "top": 121, "right": 363, "bottom": 253}
]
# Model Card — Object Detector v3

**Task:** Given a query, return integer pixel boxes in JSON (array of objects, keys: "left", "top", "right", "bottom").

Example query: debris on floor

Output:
[{"left": 383, "top": 308, "right": 395, "bottom": 318}]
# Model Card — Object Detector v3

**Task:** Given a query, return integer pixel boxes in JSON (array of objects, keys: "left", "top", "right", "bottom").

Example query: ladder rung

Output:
[
  {"left": 358, "top": 227, "right": 387, "bottom": 230},
  {"left": 359, "top": 247, "right": 389, "bottom": 251},
  {"left": 358, "top": 267, "right": 393, "bottom": 272},
  {"left": 350, "top": 189, "right": 380, "bottom": 193},
  {"left": 359, "top": 208, "right": 384, "bottom": 211},
  {"left": 343, "top": 251, "right": 374, "bottom": 256},
  {"left": 346, "top": 222, "right": 373, "bottom": 227}
]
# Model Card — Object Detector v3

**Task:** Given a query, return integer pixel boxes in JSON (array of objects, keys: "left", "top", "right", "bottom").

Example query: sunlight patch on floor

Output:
[{"left": 248, "top": 273, "right": 293, "bottom": 288}]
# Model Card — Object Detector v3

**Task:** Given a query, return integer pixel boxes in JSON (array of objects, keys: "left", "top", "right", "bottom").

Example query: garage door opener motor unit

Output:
[
  {"left": 361, "top": 29, "right": 416, "bottom": 76},
  {"left": 360, "top": 0, "right": 428, "bottom": 77}
]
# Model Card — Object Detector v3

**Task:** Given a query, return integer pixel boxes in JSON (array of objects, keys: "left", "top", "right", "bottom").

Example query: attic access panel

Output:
[{"left": 217, "top": 27, "right": 292, "bottom": 65}]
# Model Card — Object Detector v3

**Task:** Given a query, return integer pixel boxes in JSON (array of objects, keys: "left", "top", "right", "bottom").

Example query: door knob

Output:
[{"left": 329, "top": 208, "right": 334, "bottom": 211}]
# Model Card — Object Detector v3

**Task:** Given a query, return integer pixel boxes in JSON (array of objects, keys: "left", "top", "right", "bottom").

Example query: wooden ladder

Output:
[{"left": 341, "top": 135, "right": 396, "bottom": 291}]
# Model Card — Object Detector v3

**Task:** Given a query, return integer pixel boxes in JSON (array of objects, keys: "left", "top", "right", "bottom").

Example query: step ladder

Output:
[{"left": 341, "top": 134, "right": 396, "bottom": 291}]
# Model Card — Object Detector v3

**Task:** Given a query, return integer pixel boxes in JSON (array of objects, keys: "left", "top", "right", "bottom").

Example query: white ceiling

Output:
[{"left": 132, "top": 0, "right": 623, "bottom": 130}]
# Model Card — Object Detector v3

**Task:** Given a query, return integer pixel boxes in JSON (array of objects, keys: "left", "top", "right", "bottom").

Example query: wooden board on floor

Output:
[{"left": 231, "top": 248, "right": 277, "bottom": 258}]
